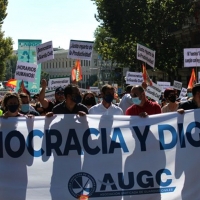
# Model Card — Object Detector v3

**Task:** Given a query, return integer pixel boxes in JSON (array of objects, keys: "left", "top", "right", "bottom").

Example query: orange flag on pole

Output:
[
  {"left": 187, "top": 68, "right": 196, "bottom": 89},
  {"left": 142, "top": 64, "right": 152, "bottom": 86},
  {"left": 71, "top": 60, "right": 82, "bottom": 82},
  {"left": 18, "top": 80, "right": 28, "bottom": 94}
]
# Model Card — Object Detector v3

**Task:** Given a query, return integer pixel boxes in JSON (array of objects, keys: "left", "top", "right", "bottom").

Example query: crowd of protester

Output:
[{"left": 0, "top": 78, "right": 199, "bottom": 118}]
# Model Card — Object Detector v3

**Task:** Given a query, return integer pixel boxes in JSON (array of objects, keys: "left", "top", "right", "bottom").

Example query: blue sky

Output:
[{"left": 2, "top": 0, "right": 100, "bottom": 50}]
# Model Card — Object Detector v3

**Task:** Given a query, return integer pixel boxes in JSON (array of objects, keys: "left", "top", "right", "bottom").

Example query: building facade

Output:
[{"left": 41, "top": 49, "right": 99, "bottom": 88}]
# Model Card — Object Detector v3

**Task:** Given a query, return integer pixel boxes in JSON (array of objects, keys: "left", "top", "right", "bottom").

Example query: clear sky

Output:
[{"left": 2, "top": 0, "right": 100, "bottom": 50}]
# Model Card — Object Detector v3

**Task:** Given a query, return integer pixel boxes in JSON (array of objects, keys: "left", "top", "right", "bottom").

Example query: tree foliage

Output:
[
  {"left": 92, "top": 0, "right": 194, "bottom": 78},
  {"left": 0, "top": 0, "right": 13, "bottom": 80},
  {"left": 5, "top": 54, "right": 17, "bottom": 80}
]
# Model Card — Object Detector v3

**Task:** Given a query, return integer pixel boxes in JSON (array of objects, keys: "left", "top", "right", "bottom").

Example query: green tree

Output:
[
  {"left": 5, "top": 54, "right": 17, "bottom": 80},
  {"left": 0, "top": 0, "right": 13, "bottom": 80},
  {"left": 92, "top": 0, "right": 194, "bottom": 79}
]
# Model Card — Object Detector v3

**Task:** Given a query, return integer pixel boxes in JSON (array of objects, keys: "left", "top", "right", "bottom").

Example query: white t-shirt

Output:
[
  {"left": 89, "top": 103, "right": 123, "bottom": 115},
  {"left": 118, "top": 94, "right": 133, "bottom": 114}
]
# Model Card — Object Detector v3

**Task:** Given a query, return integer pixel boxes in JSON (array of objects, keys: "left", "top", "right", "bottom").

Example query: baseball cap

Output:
[{"left": 55, "top": 87, "right": 64, "bottom": 94}]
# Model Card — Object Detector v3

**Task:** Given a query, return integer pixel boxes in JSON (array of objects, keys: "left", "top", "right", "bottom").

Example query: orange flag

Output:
[
  {"left": 18, "top": 80, "right": 28, "bottom": 94},
  {"left": 187, "top": 68, "right": 196, "bottom": 89},
  {"left": 142, "top": 64, "right": 152, "bottom": 86},
  {"left": 6, "top": 79, "right": 17, "bottom": 88},
  {"left": 71, "top": 60, "right": 82, "bottom": 82}
]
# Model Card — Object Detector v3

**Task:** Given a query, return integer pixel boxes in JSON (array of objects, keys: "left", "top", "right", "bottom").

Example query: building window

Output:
[
  {"left": 66, "top": 61, "right": 68, "bottom": 67},
  {"left": 89, "top": 61, "right": 90, "bottom": 66},
  {"left": 86, "top": 60, "right": 88, "bottom": 66},
  {"left": 84, "top": 60, "right": 85, "bottom": 66},
  {"left": 81, "top": 60, "right": 83, "bottom": 66},
  {"left": 50, "top": 63, "right": 51, "bottom": 68}
]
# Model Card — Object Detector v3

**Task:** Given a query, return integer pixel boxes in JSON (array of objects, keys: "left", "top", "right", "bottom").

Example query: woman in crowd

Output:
[
  {"left": 161, "top": 88, "right": 179, "bottom": 113},
  {"left": 82, "top": 92, "right": 96, "bottom": 109},
  {"left": 1, "top": 92, "right": 23, "bottom": 117}
]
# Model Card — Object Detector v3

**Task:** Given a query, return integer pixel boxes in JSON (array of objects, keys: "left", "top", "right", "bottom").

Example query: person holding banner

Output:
[
  {"left": 1, "top": 92, "right": 24, "bottom": 117},
  {"left": 88, "top": 84, "right": 123, "bottom": 115},
  {"left": 178, "top": 83, "right": 200, "bottom": 111},
  {"left": 126, "top": 85, "right": 161, "bottom": 117},
  {"left": 161, "top": 88, "right": 179, "bottom": 113},
  {"left": 50, "top": 84, "right": 88, "bottom": 115},
  {"left": 39, "top": 79, "right": 65, "bottom": 112}
]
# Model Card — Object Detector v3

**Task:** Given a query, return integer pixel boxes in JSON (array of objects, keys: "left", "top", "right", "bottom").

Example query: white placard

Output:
[
  {"left": 48, "top": 77, "right": 70, "bottom": 90},
  {"left": 173, "top": 80, "right": 182, "bottom": 90},
  {"left": 15, "top": 61, "right": 37, "bottom": 82},
  {"left": 45, "top": 90, "right": 55, "bottom": 101},
  {"left": 36, "top": 41, "right": 54, "bottom": 64},
  {"left": 198, "top": 72, "right": 200, "bottom": 83},
  {"left": 68, "top": 40, "right": 94, "bottom": 60},
  {"left": 145, "top": 82, "right": 162, "bottom": 102},
  {"left": 89, "top": 87, "right": 100, "bottom": 94},
  {"left": 184, "top": 48, "right": 200, "bottom": 67},
  {"left": 125, "top": 71, "right": 143, "bottom": 85},
  {"left": 157, "top": 81, "right": 171, "bottom": 92},
  {"left": 179, "top": 87, "right": 187, "bottom": 98},
  {"left": 137, "top": 43, "right": 156, "bottom": 68}
]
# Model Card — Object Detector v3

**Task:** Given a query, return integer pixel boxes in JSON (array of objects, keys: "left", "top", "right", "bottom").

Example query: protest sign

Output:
[
  {"left": 184, "top": 48, "right": 200, "bottom": 67},
  {"left": 137, "top": 43, "right": 156, "bottom": 68},
  {"left": 198, "top": 71, "right": 200, "bottom": 83},
  {"left": 145, "top": 82, "right": 162, "bottom": 102},
  {"left": 125, "top": 71, "right": 143, "bottom": 85},
  {"left": 15, "top": 61, "right": 37, "bottom": 82},
  {"left": 36, "top": 41, "right": 54, "bottom": 64},
  {"left": 45, "top": 90, "right": 55, "bottom": 101},
  {"left": 89, "top": 87, "right": 100, "bottom": 94},
  {"left": 1, "top": 111, "right": 200, "bottom": 199},
  {"left": 68, "top": 40, "right": 94, "bottom": 60},
  {"left": 157, "top": 81, "right": 171, "bottom": 92},
  {"left": 48, "top": 77, "right": 70, "bottom": 90},
  {"left": 179, "top": 87, "right": 187, "bottom": 98},
  {"left": 17, "top": 39, "right": 42, "bottom": 93},
  {"left": 173, "top": 80, "right": 182, "bottom": 90}
]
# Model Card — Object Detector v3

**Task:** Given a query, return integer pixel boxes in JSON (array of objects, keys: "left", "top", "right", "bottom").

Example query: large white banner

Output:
[
  {"left": 125, "top": 71, "right": 143, "bottom": 85},
  {"left": 68, "top": 40, "right": 94, "bottom": 60},
  {"left": 184, "top": 48, "right": 200, "bottom": 67},
  {"left": 137, "top": 43, "right": 156, "bottom": 68},
  {"left": 36, "top": 41, "right": 54, "bottom": 64},
  {"left": 15, "top": 61, "right": 37, "bottom": 82},
  {"left": 48, "top": 77, "right": 70, "bottom": 90},
  {"left": 1, "top": 111, "right": 200, "bottom": 199}
]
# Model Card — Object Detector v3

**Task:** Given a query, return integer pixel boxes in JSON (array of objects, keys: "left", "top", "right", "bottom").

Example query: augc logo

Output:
[{"left": 68, "top": 172, "right": 96, "bottom": 198}]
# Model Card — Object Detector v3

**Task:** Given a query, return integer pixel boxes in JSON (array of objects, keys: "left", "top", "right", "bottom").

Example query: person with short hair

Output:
[
  {"left": 119, "top": 85, "right": 134, "bottom": 114},
  {"left": 126, "top": 85, "right": 161, "bottom": 117},
  {"left": 89, "top": 84, "right": 123, "bottom": 115},
  {"left": 19, "top": 93, "right": 40, "bottom": 116},
  {"left": 39, "top": 79, "right": 65, "bottom": 112},
  {"left": 178, "top": 83, "right": 200, "bottom": 111},
  {"left": 48, "top": 84, "right": 88, "bottom": 115}
]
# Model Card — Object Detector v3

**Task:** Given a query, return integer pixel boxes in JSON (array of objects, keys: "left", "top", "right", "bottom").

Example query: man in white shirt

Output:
[
  {"left": 119, "top": 85, "right": 134, "bottom": 114},
  {"left": 89, "top": 84, "right": 123, "bottom": 115}
]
